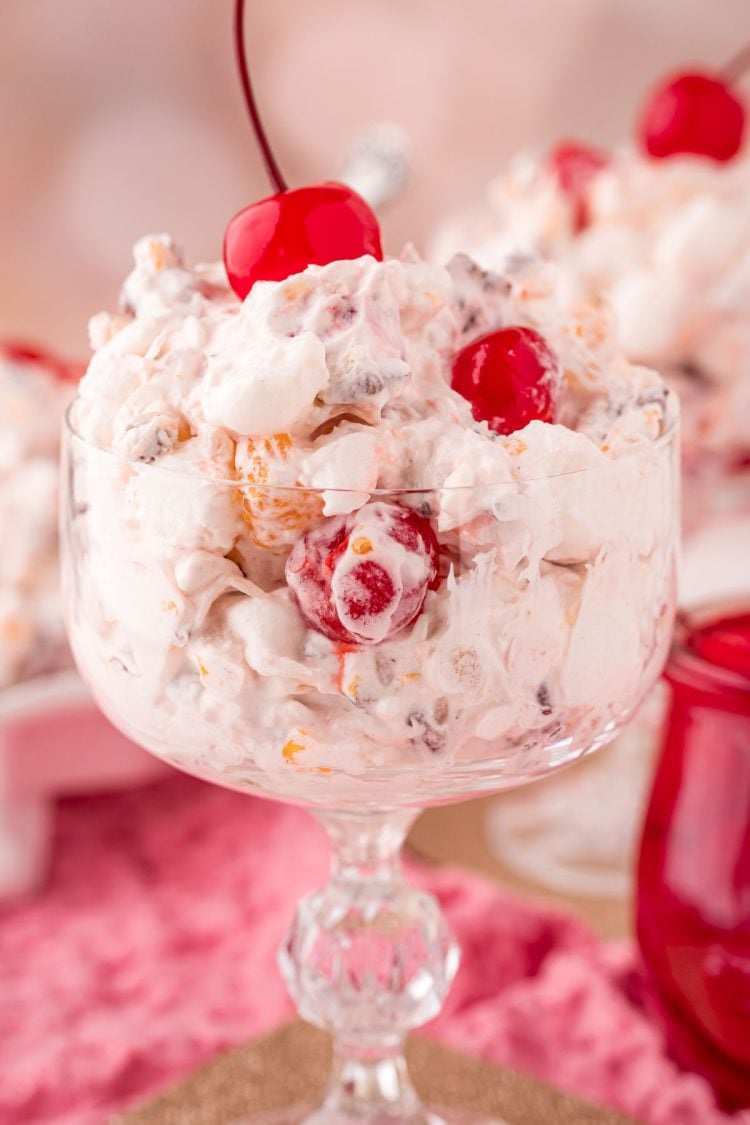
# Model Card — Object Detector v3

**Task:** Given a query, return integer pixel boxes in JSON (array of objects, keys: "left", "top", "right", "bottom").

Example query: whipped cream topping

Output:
[
  {"left": 0, "top": 356, "right": 73, "bottom": 688},
  {"left": 432, "top": 149, "right": 750, "bottom": 471},
  {"left": 66, "top": 236, "right": 678, "bottom": 804}
]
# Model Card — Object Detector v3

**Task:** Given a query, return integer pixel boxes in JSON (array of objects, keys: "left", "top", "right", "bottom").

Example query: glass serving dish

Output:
[{"left": 61, "top": 407, "right": 679, "bottom": 1123}]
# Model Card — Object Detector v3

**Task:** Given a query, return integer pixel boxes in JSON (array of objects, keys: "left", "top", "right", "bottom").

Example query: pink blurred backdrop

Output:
[{"left": 0, "top": 0, "right": 746, "bottom": 355}]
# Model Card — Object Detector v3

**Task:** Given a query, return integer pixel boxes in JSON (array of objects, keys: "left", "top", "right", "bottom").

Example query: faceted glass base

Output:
[{"left": 244, "top": 810, "right": 507, "bottom": 1125}]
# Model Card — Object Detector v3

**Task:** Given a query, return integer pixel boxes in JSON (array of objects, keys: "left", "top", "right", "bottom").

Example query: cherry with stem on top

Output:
[
  {"left": 547, "top": 42, "right": 750, "bottom": 226},
  {"left": 226, "top": 2, "right": 559, "bottom": 453},
  {"left": 223, "top": 0, "right": 383, "bottom": 300},
  {"left": 638, "top": 45, "right": 749, "bottom": 163}
]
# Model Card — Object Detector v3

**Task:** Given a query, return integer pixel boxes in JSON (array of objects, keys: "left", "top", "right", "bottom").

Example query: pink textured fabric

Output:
[{"left": 1, "top": 775, "right": 746, "bottom": 1125}]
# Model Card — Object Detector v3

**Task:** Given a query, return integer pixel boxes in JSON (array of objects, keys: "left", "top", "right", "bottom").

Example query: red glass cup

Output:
[{"left": 637, "top": 605, "right": 750, "bottom": 1111}]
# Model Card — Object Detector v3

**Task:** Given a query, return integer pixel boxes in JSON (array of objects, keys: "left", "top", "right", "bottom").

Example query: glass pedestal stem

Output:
[{"left": 279, "top": 807, "right": 459, "bottom": 1122}]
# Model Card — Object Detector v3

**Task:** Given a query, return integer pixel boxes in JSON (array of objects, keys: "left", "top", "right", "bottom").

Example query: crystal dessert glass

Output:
[{"left": 61, "top": 405, "right": 679, "bottom": 1123}]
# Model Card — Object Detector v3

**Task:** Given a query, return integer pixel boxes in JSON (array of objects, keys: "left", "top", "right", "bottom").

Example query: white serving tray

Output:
[{"left": 0, "top": 670, "right": 165, "bottom": 898}]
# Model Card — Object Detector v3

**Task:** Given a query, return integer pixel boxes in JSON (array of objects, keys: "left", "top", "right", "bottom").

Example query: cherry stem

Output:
[
  {"left": 721, "top": 42, "right": 750, "bottom": 85},
  {"left": 234, "top": 0, "right": 287, "bottom": 193}
]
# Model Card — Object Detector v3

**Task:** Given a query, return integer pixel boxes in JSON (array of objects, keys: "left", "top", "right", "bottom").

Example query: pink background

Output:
[{"left": 0, "top": 0, "right": 747, "bottom": 355}]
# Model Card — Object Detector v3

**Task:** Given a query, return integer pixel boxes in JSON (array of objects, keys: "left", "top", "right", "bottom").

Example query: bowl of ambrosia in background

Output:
[{"left": 0, "top": 342, "right": 164, "bottom": 898}]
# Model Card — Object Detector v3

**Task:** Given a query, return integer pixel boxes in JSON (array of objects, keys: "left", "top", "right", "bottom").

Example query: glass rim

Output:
[
  {"left": 669, "top": 598, "right": 750, "bottom": 694},
  {"left": 64, "top": 397, "right": 679, "bottom": 492}
]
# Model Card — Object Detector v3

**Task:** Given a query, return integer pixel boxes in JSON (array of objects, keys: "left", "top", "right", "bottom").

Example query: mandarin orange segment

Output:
[{"left": 237, "top": 433, "right": 323, "bottom": 550}]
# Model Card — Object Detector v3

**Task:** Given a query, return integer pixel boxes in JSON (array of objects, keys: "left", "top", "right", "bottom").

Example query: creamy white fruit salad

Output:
[
  {"left": 64, "top": 235, "right": 678, "bottom": 805},
  {"left": 432, "top": 148, "right": 750, "bottom": 485}
]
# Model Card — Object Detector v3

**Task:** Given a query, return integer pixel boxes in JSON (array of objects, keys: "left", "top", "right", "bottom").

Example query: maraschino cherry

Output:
[
  {"left": 547, "top": 141, "right": 609, "bottom": 231},
  {"left": 451, "top": 326, "right": 557, "bottom": 435},
  {"left": 637, "top": 51, "right": 747, "bottom": 163},
  {"left": 223, "top": 0, "right": 383, "bottom": 300},
  {"left": 0, "top": 340, "right": 82, "bottom": 383},
  {"left": 286, "top": 502, "right": 440, "bottom": 646}
]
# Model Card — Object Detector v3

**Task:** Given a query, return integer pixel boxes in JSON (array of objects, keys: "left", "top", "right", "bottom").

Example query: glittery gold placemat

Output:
[{"left": 119, "top": 1020, "right": 634, "bottom": 1124}]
